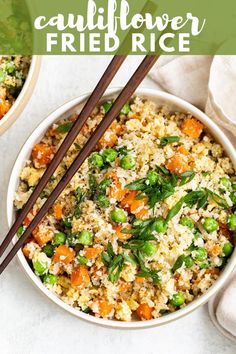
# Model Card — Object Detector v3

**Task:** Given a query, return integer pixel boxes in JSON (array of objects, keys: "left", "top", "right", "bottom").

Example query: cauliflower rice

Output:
[
  {"left": 14, "top": 96, "right": 236, "bottom": 322},
  {"left": 0, "top": 55, "right": 31, "bottom": 120}
]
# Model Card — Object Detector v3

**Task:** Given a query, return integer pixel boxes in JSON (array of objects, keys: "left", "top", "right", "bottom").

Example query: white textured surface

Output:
[{"left": 0, "top": 56, "right": 235, "bottom": 354}]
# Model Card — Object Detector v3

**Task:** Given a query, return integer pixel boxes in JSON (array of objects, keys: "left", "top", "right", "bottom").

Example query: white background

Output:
[{"left": 0, "top": 56, "right": 235, "bottom": 354}]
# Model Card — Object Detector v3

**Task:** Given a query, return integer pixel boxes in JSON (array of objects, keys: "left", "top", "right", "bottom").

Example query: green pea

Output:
[
  {"left": 89, "top": 153, "right": 104, "bottom": 168},
  {"left": 147, "top": 171, "right": 159, "bottom": 185},
  {"left": 141, "top": 242, "right": 157, "bottom": 257},
  {"left": 33, "top": 259, "right": 49, "bottom": 276},
  {"left": 220, "top": 177, "right": 231, "bottom": 190},
  {"left": 152, "top": 218, "right": 167, "bottom": 233},
  {"left": 120, "top": 156, "right": 135, "bottom": 170},
  {"left": 193, "top": 247, "right": 207, "bottom": 261},
  {"left": 61, "top": 217, "right": 72, "bottom": 228},
  {"left": 102, "top": 148, "right": 118, "bottom": 163},
  {"left": 199, "top": 262, "right": 209, "bottom": 269},
  {"left": 43, "top": 274, "right": 57, "bottom": 285},
  {"left": 53, "top": 232, "right": 66, "bottom": 246},
  {"left": 202, "top": 172, "right": 210, "bottom": 177},
  {"left": 223, "top": 242, "right": 234, "bottom": 257},
  {"left": 184, "top": 256, "right": 194, "bottom": 268},
  {"left": 96, "top": 194, "right": 110, "bottom": 208},
  {"left": 203, "top": 218, "right": 219, "bottom": 233},
  {"left": 5, "top": 61, "right": 15, "bottom": 74},
  {"left": 179, "top": 217, "right": 194, "bottom": 230},
  {"left": 230, "top": 192, "right": 236, "bottom": 205},
  {"left": 67, "top": 233, "right": 79, "bottom": 247},
  {"left": 42, "top": 244, "right": 54, "bottom": 258},
  {"left": 102, "top": 101, "right": 113, "bottom": 113},
  {"left": 99, "top": 178, "right": 112, "bottom": 192},
  {"left": 77, "top": 254, "right": 89, "bottom": 265},
  {"left": 16, "top": 226, "right": 25, "bottom": 238},
  {"left": 120, "top": 103, "right": 131, "bottom": 115},
  {"left": 78, "top": 230, "right": 93, "bottom": 246},
  {"left": 227, "top": 214, "right": 236, "bottom": 231},
  {"left": 170, "top": 292, "right": 185, "bottom": 307},
  {"left": 111, "top": 208, "right": 127, "bottom": 223}
]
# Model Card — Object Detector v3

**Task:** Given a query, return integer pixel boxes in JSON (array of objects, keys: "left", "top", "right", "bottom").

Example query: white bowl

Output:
[
  {"left": 0, "top": 56, "right": 41, "bottom": 136},
  {"left": 6, "top": 88, "right": 236, "bottom": 329}
]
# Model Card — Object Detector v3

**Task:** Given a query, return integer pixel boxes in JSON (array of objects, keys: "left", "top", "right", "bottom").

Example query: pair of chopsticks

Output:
[{"left": 0, "top": 55, "right": 159, "bottom": 274}]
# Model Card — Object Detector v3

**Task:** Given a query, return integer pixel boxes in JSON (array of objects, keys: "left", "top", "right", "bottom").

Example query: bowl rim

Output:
[
  {"left": 6, "top": 87, "right": 236, "bottom": 329},
  {"left": 0, "top": 55, "right": 42, "bottom": 135}
]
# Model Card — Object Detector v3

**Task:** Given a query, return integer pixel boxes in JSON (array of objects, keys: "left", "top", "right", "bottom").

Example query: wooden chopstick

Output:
[
  {"left": 0, "top": 55, "right": 126, "bottom": 258},
  {"left": 0, "top": 54, "right": 158, "bottom": 274}
]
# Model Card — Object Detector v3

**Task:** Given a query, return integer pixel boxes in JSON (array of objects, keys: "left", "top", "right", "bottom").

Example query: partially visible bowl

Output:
[
  {"left": 0, "top": 55, "right": 41, "bottom": 136},
  {"left": 6, "top": 88, "right": 236, "bottom": 329}
]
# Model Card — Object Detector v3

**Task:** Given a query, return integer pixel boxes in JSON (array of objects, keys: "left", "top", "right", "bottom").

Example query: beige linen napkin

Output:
[
  {"left": 149, "top": 55, "right": 236, "bottom": 142},
  {"left": 149, "top": 55, "right": 236, "bottom": 338}
]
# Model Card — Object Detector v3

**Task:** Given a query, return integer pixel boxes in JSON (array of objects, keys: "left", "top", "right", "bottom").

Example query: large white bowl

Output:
[
  {"left": 6, "top": 88, "right": 236, "bottom": 329},
  {"left": 0, "top": 56, "right": 41, "bottom": 136}
]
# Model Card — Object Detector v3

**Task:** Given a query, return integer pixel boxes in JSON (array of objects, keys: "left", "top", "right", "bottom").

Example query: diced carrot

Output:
[
  {"left": 113, "top": 225, "right": 132, "bottom": 241},
  {"left": 135, "top": 208, "right": 149, "bottom": 219},
  {"left": 0, "top": 98, "right": 11, "bottom": 119},
  {"left": 130, "top": 197, "right": 148, "bottom": 214},
  {"left": 32, "top": 143, "right": 55, "bottom": 166},
  {"left": 23, "top": 209, "right": 35, "bottom": 227},
  {"left": 99, "top": 131, "right": 118, "bottom": 148},
  {"left": 121, "top": 191, "right": 148, "bottom": 219},
  {"left": 97, "top": 301, "right": 113, "bottom": 318},
  {"left": 110, "top": 121, "right": 123, "bottom": 135},
  {"left": 177, "top": 146, "right": 189, "bottom": 156},
  {"left": 53, "top": 245, "right": 75, "bottom": 264},
  {"left": 71, "top": 265, "right": 90, "bottom": 287},
  {"left": 22, "top": 244, "right": 31, "bottom": 258},
  {"left": 208, "top": 244, "right": 221, "bottom": 257},
  {"left": 166, "top": 154, "right": 190, "bottom": 175},
  {"left": 120, "top": 191, "right": 138, "bottom": 209},
  {"left": 181, "top": 118, "right": 204, "bottom": 139},
  {"left": 32, "top": 226, "right": 54, "bottom": 246},
  {"left": 118, "top": 282, "right": 132, "bottom": 293},
  {"left": 84, "top": 247, "right": 102, "bottom": 259},
  {"left": 136, "top": 303, "right": 153, "bottom": 320},
  {"left": 107, "top": 172, "right": 128, "bottom": 201},
  {"left": 135, "top": 276, "right": 145, "bottom": 283},
  {"left": 53, "top": 204, "right": 63, "bottom": 220}
]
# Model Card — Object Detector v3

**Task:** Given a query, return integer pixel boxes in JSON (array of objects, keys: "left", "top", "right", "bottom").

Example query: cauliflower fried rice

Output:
[
  {"left": 0, "top": 56, "right": 31, "bottom": 120},
  {"left": 14, "top": 96, "right": 236, "bottom": 321}
]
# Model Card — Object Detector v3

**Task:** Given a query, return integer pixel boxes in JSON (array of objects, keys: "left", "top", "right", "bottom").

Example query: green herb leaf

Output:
[
  {"left": 88, "top": 174, "right": 97, "bottom": 194},
  {"left": 166, "top": 199, "right": 184, "bottom": 222},
  {"left": 56, "top": 122, "right": 73, "bottom": 133},
  {"left": 159, "top": 136, "right": 180, "bottom": 147},
  {"left": 206, "top": 189, "right": 229, "bottom": 208},
  {"left": 179, "top": 171, "right": 196, "bottom": 186},
  {"left": 126, "top": 178, "right": 147, "bottom": 191},
  {"left": 137, "top": 269, "right": 161, "bottom": 284},
  {"left": 108, "top": 255, "right": 124, "bottom": 283},
  {"left": 117, "top": 146, "right": 128, "bottom": 156}
]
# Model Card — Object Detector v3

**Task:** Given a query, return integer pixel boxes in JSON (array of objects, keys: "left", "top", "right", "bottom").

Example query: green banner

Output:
[{"left": 1, "top": 0, "right": 236, "bottom": 54}]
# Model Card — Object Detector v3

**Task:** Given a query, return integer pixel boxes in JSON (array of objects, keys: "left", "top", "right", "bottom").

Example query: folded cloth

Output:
[
  {"left": 149, "top": 55, "right": 236, "bottom": 143},
  {"left": 216, "top": 268, "right": 236, "bottom": 338},
  {"left": 149, "top": 55, "right": 236, "bottom": 340}
]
